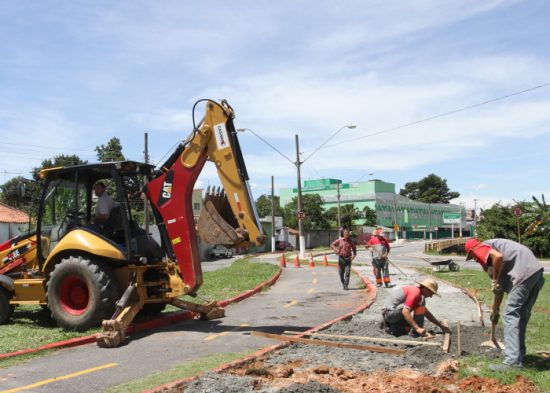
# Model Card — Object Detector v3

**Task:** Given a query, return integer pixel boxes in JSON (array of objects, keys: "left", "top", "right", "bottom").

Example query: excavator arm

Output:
[{"left": 144, "top": 99, "right": 265, "bottom": 294}]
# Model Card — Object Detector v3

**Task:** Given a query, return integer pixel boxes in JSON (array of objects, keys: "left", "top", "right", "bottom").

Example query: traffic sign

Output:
[
  {"left": 297, "top": 211, "right": 305, "bottom": 219},
  {"left": 442, "top": 212, "right": 461, "bottom": 224},
  {"left": 513, "top": 207, "right": 523, "bottom": 217}
]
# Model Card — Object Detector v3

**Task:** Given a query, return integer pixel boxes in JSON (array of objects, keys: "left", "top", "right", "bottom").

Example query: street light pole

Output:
[
  {"left": 337, "top": 180, "right": 341, "bottom": 229},
  {"left": 473, "top": 198, "right": 478, "bottom": 236},
  {"left": 271, "top": 175, "right": 276, "bottom": 252},
  {"left": 428, "top": 202, "right": 432, "bottom": 241},
  {"left": 295, "top": 134, "right": 306, "bottom": 259},
  {"left": 238, "top": 125, "right": 356, "bottom": 259}
]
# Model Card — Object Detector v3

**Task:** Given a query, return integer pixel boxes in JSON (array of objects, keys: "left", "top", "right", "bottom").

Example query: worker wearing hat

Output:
[
  {"left": 365, "top": 227, "right": 393, "bottom": 287},
  {"left": 382, "top": 278, "right": 451, "bottom": 337},
  {"left": 465, "top": 238, "right": 544, "bottom": 371}
]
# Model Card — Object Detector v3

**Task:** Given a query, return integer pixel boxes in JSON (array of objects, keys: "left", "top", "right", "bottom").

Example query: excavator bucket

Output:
[{"left": 197, "top": 187, "right": 247, "bottom": 246}]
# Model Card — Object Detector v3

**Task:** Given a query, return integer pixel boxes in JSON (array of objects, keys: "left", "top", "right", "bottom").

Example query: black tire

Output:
[
  {"left": 138, "top": 303, "right": 167, "bottom": 317},
  {"left": 449, "top": 262, "right": 460, "bottom": 272},
  {"left": 0, "top": 287, "right": 14, "bottom": 324},
  {"left": 47, "top": 256, "right": 120, "bottom": 331}
]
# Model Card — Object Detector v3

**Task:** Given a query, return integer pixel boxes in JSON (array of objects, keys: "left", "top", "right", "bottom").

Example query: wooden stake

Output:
[
  {"left": 251, "top": 331, "right": 405, "bottom": 356},
  {"left": 442, "top": 320, "right": 451, "bottom": 353},
  {"left": 456, "top": 320, "right": 462, "bottom": 356},
  {"left": 462, "top": 289, "right": 484, "bottom": 327},
  {"left": 283, "top": 330, "right": 440, "bottom": 347}
]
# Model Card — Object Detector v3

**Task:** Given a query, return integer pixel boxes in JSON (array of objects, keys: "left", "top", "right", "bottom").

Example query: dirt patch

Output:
[{"left": 183, "top": 362, "right": 539, "bottom": 393}]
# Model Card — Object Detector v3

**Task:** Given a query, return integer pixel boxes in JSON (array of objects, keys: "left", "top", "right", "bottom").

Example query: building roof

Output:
[{"left": 0, "top": 203, "right": 30, "bottom": 224}]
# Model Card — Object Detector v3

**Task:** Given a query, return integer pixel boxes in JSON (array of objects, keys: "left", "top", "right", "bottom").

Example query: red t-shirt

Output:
[
  {"left": 401, "top": 286, "right": 422, "bottom": 309},
  {"left": 366, "top": 236, "right": 390, "bottom": 251}
]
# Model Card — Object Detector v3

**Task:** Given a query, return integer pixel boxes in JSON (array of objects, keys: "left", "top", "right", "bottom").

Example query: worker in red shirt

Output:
[
  {"left": 382, "top": 278, "right": 451, "bottom": 337},
  {"left": 331, "top": 228, "right": 356, "bottom": 290},
  {"left": 365, "top": 228, "right": 393, "bottom": 287}
]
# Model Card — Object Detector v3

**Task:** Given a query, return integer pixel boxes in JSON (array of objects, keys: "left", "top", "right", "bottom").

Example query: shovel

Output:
[{"left": 480, "top": 293, "right": 504, "bottom": 350}]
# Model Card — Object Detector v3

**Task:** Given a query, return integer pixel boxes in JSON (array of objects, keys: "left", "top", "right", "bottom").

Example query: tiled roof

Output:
[{"left": 0, "top": 203, "right": 30, "bottom": 224}]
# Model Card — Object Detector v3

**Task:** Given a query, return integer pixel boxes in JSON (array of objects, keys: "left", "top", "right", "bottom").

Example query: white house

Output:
[{"left": 0, "top": 203, "right": 29, "bottom": 243}]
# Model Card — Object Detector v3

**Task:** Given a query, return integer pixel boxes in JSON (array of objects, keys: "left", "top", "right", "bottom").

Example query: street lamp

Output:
[{"left": 238, "top": 124, "right": 356, "bottom": 258}]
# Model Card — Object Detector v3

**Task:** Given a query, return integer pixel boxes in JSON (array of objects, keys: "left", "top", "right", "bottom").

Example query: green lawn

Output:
[
  {"left": 419, "top": 268, "right": 550, "bottom": 392},
  {"left": 106, "top": 351, "right": 252, "bottom": 393},
  {"left": 0, "top": 259, "right": 279, "bottom": 363}
]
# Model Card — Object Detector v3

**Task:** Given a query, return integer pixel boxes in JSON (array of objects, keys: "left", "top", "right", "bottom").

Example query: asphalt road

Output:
[{"left": 0, "top": 265, "right": 368, "bottom": 393}]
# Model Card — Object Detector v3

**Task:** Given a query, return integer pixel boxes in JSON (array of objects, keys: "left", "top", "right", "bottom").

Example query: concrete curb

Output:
[
  {"left": 143, "top": 266, "right": 377, "bottom": 393},
  {"left": 0, "top": 267, "right": 283, "bottom": 361}
]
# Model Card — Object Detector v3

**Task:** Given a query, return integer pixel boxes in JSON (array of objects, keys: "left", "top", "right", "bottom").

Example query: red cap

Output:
[{"left": 464, "top": 238, "right": 491, "bottom": 268}]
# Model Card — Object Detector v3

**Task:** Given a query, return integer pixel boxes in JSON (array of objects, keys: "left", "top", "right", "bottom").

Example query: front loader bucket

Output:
[{"left": 197, "top": 191, "right": 246, "bottom": 246}]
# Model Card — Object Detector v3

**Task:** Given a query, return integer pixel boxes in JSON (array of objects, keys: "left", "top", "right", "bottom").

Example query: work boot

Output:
[{"left": 343, "top": 284, "right": 349, "bottom": 290}]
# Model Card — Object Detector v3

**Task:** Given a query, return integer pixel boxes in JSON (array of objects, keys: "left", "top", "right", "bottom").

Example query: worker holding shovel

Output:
[
  {"left": 381, "top": 278, "right": 452, "bottom": 337},
  {"left": 465, "top": 238, "right": 545, "bottom": 371},
  {"left": 365, "top": 228, "right": 393, "bottom": 287}
]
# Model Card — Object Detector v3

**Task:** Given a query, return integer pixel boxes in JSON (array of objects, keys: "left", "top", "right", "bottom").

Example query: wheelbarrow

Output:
[{"left": 423, "top": 258, "right": 460, "bottom": 272}]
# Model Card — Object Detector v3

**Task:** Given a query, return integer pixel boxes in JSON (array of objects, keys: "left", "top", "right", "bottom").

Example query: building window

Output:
[{"left": 193, "top": 202, "right": 201, "bottom": 211}]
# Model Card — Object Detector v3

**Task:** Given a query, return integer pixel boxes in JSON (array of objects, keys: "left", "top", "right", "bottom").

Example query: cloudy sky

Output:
[{"left": 1, "top": 0, "right": 548, "bottom": 210}]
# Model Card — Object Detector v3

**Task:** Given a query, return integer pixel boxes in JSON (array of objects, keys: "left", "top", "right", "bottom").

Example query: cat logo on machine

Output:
[
  {"left": 157, "top": 170, "right": 175, "bottom": 206},
  {"left": 162, "top": 181, "right": 172, "bottom": 199}
]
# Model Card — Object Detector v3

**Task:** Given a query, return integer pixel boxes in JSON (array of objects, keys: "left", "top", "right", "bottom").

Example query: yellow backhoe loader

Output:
[{"left": 0, "top": 99, "right": 265, "bottom": 347}]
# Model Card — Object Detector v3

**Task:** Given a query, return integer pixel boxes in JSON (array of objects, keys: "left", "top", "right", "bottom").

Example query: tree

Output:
[
  {"left": 0, "top": 176, "right": 38, "bottom": 212},
  {"left": 476, "top": 198, "right": 550, "bottom": 258},
  {"left": 363, "top": 206, "right": 377, "bottom": 226},
  {"left": 32, "top": 154, "right": 87, "bottom": 181},
  {"left": 523, "top": 194, "right": 550, "bottom": 258},
  {"left": 340, "top": 204, "right": 362, "bottom": 231},
  {"left": 255, "top": 194, "right": 282, "bottom": 218},
  {"left": 399, "top": 173, "right": 459, "bottom": 203},
  {"left": 282, "top": 194, "right": 329, "bottom": 230},
  {"left": 95, "top": 137, "right": 125, "bottom": 162}
]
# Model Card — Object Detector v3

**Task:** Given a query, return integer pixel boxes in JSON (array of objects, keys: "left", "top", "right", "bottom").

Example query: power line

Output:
[{"left": 323, "top": 81, "right": 550, "bottom": 149}]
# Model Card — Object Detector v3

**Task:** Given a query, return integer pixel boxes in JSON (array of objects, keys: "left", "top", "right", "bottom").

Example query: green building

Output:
[{"left": 280, "top": 178, "right": 467, "bottom": 238}]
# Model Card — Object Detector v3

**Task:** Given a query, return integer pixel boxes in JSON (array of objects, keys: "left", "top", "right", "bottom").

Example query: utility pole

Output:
[
  {"left": 271, "top": 175, "right": 276, "bottom": 253},
  {"left": 473, "top": 198, "right": 478, "bottom": 236},
  {"left": 459, "top": 204, "right": 463, "bottom": 238},
  {"left": 295, "top": 135, "right": 306, "bottom": 258},
  {"left": 143, "top": 132, "right": 150, "bottom": 234},
  {"left": 392, "top": 193, "right": 399, "bottom": 241},
  {"left": 337, "top": 180, "right": 341, "bottom": 229},
  {"left": 428, "top": 202, "right": 432, "bottom": 241}
]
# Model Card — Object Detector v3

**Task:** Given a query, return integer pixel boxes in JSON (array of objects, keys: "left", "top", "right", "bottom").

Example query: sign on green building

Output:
[{"left": 442, "top": 212, "right": 461, "bottom": 224}]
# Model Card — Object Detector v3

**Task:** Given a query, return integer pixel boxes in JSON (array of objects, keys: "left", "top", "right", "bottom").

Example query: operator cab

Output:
[{"left": 36, "top": 161, "right": 163, "bottom": 265}]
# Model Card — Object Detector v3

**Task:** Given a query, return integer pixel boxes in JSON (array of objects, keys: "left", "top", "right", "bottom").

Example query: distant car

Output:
[
  {"left": 209, "top": 245, "right": 233, "bottom": 258},
  {"left": 275, "top": 240, "right": 294, "bottom": 251}
]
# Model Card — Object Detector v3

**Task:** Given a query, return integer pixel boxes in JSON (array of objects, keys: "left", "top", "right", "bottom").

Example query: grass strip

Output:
[
  {"left": 105, "top": 351, "right": 252, "bottom": 393},
  {"left": 0, "top": 259, "right": 278, "bottom": 365},
  {"left": 418, "top": 267, "right": 550, "bottom": 391}
]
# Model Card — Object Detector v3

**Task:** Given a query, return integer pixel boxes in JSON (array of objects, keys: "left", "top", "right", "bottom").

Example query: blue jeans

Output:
[{"left": 503, "top": 269, "right": 545, "bottom": 366}]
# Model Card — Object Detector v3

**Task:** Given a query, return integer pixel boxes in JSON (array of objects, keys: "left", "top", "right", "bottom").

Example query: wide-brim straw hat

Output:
[{"left": 416, "top": 278, "right": 440, "bottom": 296}]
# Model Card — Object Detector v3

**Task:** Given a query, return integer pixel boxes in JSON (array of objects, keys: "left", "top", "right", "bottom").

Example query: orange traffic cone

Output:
[
  {"left": 293, "top": 254, "right": 301, "bottom": 268},
  {"left": 279, "top": 253, "right": 287, "bottom": 268},
  {"left": 308, "top": 253, "right": 315, "bottom": 268},
  {"left": 323, "top": 254, "right": 329, "bottom": 267}
]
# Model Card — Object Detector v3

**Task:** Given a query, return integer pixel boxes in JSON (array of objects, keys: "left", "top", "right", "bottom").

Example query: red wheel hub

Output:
[{"left": 59, "top": 275, "right": 89, "bottom": 315}]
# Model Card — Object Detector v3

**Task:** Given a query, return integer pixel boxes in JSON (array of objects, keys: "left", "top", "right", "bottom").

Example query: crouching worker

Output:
[{"left": 381, "top": 278, "right": 451, "bottom": 337}]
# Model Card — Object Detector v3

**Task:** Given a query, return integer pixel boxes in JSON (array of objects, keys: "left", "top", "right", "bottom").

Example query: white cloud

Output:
[{"left": 472, "top": 183, "right": 488, "bottom": 190}]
